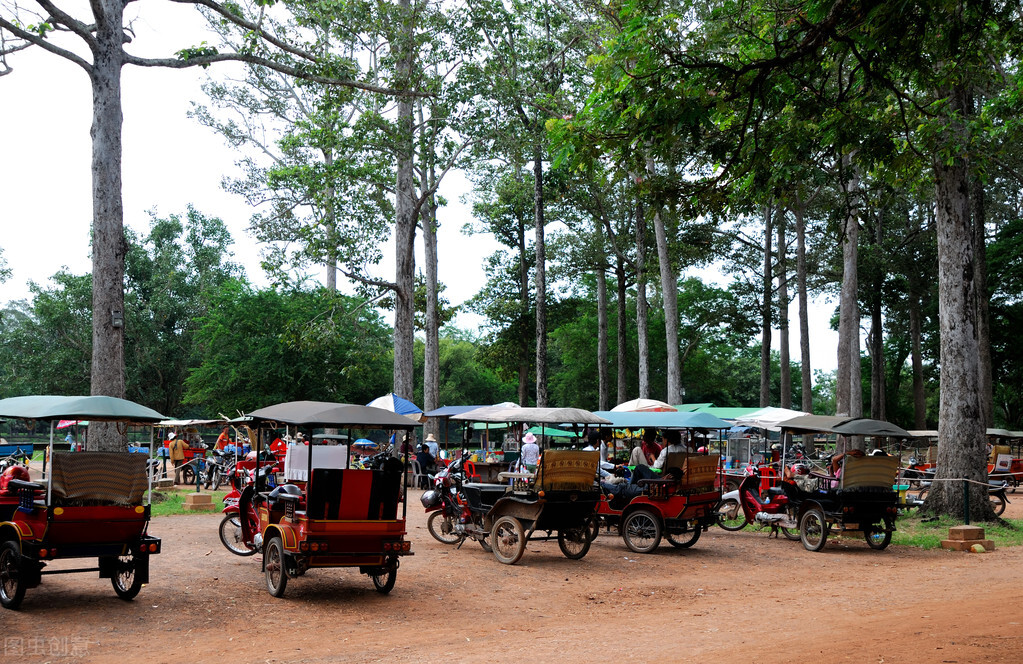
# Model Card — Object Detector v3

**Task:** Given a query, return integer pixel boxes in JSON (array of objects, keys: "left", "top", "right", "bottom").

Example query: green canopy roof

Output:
[{"left": 0, "top": 395, "right": 166, "bottom": 422}]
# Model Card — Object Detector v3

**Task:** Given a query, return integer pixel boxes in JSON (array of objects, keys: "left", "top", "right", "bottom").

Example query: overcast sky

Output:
[{"left": 0, "top": 3, "right": 841, "bottom": 381}]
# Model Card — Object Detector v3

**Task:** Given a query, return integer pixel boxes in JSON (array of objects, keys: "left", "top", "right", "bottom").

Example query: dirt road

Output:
[{"left": 4, "top": 490, "right": 1022, "bottom": 663}]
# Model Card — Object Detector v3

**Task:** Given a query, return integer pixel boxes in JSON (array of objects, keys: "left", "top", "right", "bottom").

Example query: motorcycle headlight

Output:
[{"left": 420, "top": 490, "right": 442, "bottom": 509}]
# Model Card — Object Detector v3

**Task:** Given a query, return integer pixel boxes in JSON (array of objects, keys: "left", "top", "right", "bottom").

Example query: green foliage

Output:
[{"left": 893, "top": 514, "right": 1023, "bottom": 549}]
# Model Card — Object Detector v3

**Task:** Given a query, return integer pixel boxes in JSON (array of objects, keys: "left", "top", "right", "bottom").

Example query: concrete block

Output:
[
  {"left": 183, "top": 492, "right": 215, "bottom": 511},
  {"left": 948, "top": 525, "right": 985, "bottom": 541},
  {"left": 940, "top": 538, "right": 994, "bottom": 551}
]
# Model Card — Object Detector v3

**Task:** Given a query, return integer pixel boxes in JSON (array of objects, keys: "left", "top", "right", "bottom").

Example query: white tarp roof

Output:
[{"left": 733, "top": 407, "right": 810, "bottom": 432}]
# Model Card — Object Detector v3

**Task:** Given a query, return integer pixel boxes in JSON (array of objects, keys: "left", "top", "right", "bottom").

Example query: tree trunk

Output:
[
  {"left": 324, "top": 149, "right": 338, "bottom": 292},
  {"left": 869, "top": 214, "right": 885, "bottom": 422},
  {"left": 423, "top": 190, "right": 440, "bottom": 432},
  {"left": 89, "top": 1, "right": 127, "bottom": 451},
  {"left": 836, "top": 155, "right": 862, "bottom": 422},
  {"left": 777, "top": 211, "right": 791, "bottom": 409},
  {"left": 635, "top": 197, "right": 649, "bottom": 400},
  {"left": 929, "top": 83, "right": 991, "bottom": 520},
  {"left": 794, "top": 194, "right": 813, "bottom": 413},
  {"left": 615, "top": 256, "right": 628, "bottom": 405},
  {"left": 971, "top": 175, "right": 993, "bottom": 428},
  {"left": 648, "top": 159, "right": 681, "bottom": 404},
  {"left": 760, "top": 204, "right": 773, "bottom": 408},
  {"left": 391, "top": 0, "right": 416, "bottom": 401},
  {"left": 910, "top": 293, "right": 926, "bottom": 428},
  {"left": 533, "top": 142, "right": 548, "bottom": 407},
  {"left": 517, "top": 181, "right": 530, "bottom": 406},
  {"left": 593, "top": 223, "right": 605, "bottom": 409}
]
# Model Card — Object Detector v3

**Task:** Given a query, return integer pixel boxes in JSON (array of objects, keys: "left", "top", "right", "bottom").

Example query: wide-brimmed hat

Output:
[
  {"left": 168, "top": 432, "right": 176, "bottom": 439},
  {"left": 522, "top": 432, "right": 537, "bottom": 444},
  {"left": 425, "top": 433, "right": 437, "bottom": 442}
]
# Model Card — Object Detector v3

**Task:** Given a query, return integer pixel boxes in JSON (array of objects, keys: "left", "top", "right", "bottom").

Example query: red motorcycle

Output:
[
  {"left": 420, "top": 457, "right": 492, "bottom": 552},
  {"left": 716, "top": 463, "right": 803, "bottom": 540},
  {"left": 218, "top": 465, "right": 277, "bottom": 556}
]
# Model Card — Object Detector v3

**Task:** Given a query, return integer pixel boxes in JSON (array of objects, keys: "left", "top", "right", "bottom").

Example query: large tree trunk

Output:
[
  {"left": 869, "top": 214, "right": 885, "bottom": 422},
  {"left": 391, "top": 0, "right": 416, "bottom": 400},
  {"left": 533, "top": 142, "right": 548, "bottom": 407},
  {"left": 928, "top": 83, "right": 991, "bottom": 519},
  {"left": 615, "top": 256, "right": 628, "bottom": 405},
  {"left": 648, "top": 159, "right": 681, "bottom": 404},
  {"left": 423, "top": 191, "right": 440, "bottom": 434},
  {"left": 595, "top": 220, "right": 609, "bottom": 411},
  {"left": 89, "top": 2, "right": 127, "bottom": 451},
  {"left": 760, "top": 204, "right": 773, "bottom": 408},
  {"left": 836, "top": 155, "right": 862, "bottom": 422},
  {"left": 794, "top": 194, "right": 813, "bottom": 413},
  {"left": 635, "top": 197, "right": 649, "bottom": 400},
  {"left": 517, "top": 188, "right": 530, "bottom": 406},
  {"left": 971, "top": 175, "right": 992, "bottom": 428},
  {"left": 777, "top": 211, "right": 791, "bottom": 409},
  {"left": 910, "top": 293, "right": 926, "bottom": 428}
]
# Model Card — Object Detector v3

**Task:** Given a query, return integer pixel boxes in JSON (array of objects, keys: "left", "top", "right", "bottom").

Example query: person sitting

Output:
[
  {"left": 628, "top": 430, "right": 688, "bottom": 485},
  {"left": 415, "top": 444, "right": 437, "bottom": 484},
  {"left": 781, "top": 463, "right": 815, "bottom": 501},
  {"left": 629, "top": 428, "right": 662, "bottom": 467},
  {"left": 829, "top": 449, "right": 866, "bottom": 488}
]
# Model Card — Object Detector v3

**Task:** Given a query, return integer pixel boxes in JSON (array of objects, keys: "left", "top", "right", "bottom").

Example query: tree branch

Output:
[{"left": 0, "top": 18, "right": 92, "bottom": 72}]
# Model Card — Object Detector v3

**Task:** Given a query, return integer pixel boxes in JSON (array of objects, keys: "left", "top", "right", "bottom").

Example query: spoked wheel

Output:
[
  {"left": 557, "top": 526, "right": 592, "bottom": 560},
  {"left": 865, "top": 518, "right": 894, "bottom": 550},
  {"left": 219, "top": 514, "right": 258, "bottom": 556},
  {"left": 622, "top": 510, "right": 662, "bottom": 554},
  {"left": 716, "top": 498, "right": 747, "bottom": 531},
  {"left": 0, "top": 540, "right": 26, "bottom": 610},
  {"left": 990, "top": 493, "right": 1007, "bottom": 517},
  {"left": 370, "top": 560, "right": 398, "bottom": 594},
  {"left": 476, "top": 534, "right": 493, "bottom": 553},
  {"left": 181, "top": 464, "right": 196, "bottom": 486},
  {"left": 780, "top": 526, "right": 801, "bottom": 541},
  {"left": 427, "top": 511, "right": 461, "bottom": 545},
  {"left": 264, "top": 536, "right": 288, "bottom": 598},
  {"left": 491, "top": 516, "right": 526, "bottom": 565},
  {"left": 666, "top": 524, "right": 701, "bottom": 549},
  {"left": 111, "top": 551, "right": 145, "bottom": 600},
  {"left": 799, "top": 508, "right": 829, "bottom": 552}
]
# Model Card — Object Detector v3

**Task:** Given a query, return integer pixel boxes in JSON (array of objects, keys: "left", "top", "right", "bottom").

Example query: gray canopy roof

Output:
[
  {"left": 0, "top": 395, "right": 166, "bottom": 422},
  {"left": 450, "top": 406, "right": 611, "bottom": 425},
  {"left": 244, "top": 401, "right": 418, "bottom": 429}
]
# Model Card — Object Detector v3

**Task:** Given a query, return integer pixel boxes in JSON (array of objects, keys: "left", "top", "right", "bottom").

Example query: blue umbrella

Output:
[
  {"left": 353, "top": 438, "right": 378, "bottom": 449},
  {"left": 366, "top": 393, "right": 423, "bottom": 418}
]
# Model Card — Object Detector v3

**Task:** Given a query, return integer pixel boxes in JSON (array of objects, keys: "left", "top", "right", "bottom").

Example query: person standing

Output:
[
  {"left": 519, "top": 432, "right": 540, "bottom": 473},
  {"left": 168, "top": 432, "right": 186, "bottom": 484},
  {"left": 425, "top": 433, "right": 440, "bottom": 460}
]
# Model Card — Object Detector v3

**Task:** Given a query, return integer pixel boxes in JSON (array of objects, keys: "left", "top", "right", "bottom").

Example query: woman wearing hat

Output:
[
  {"left": 425, "top": 433, "right": 440, "bottom": 460},
  {"left": 519, "top": 432, "right": 540, "bottom": 472}
]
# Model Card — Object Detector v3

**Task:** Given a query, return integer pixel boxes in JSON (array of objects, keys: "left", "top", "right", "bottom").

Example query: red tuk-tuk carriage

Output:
[
  {"left": 0, "top": 395, "right": 166, "bottom": 610},
  {"left": 239, "top": 401, "right": 417, "bottom": 597}
]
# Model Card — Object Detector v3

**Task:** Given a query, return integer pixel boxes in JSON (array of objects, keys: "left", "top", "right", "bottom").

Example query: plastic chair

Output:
[
  {"left": 464, "top": 460, "right": 480, "bottom": 482},
  {"left": 410, "top": 459, "right": 427, "bottom": 489}
]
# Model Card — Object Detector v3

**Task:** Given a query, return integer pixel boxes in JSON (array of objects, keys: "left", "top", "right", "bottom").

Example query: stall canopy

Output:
[
  {"left": 593, "top": 410, "right": 731, "bottom": 430},
  {"left": 733, "top": 407, "right": 810, "bottom": 431},
  {"left": 610, "top": 398, "right": 676, "bottom": 412},
  {"left": 0, "top": 395, "right": 166, "bottom": 422},
  {"left": 451, "top": 406, "right": 610, "bottom": 426},
  {"left": 245, "top": 401, "right": 418, "bottom": 429},
  {"left": 777, "top": 415, "right": 914, "bottom": 438}
]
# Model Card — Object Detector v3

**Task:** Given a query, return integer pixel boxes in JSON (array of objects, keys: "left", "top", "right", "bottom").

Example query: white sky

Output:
[{"left": 0, "top": 3, "right": 841, "bottom": 384}]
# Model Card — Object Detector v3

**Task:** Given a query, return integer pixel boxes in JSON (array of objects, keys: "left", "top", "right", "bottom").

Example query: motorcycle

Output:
[
  {"left": 203, "top": 449, "right": 232, "bottom": 490},
  {"left": 915, "top": 478, "right": 1010, "bottom": 516},
  {"left": 716, "top": 463, "right": 802, "bottom": 540},
  {"left": 218, "top": 465, "right": 278, "bottom": 557},
  {"left": 420, "top": 457, "right": 492, "bottom": 552}
]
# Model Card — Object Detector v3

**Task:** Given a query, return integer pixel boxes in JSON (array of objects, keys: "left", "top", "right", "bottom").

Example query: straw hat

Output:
[
  {"left": 523, "top": 432, "right": 537, "bottom": 444},
  {"left": 426, "top": 433, "right": 437, "bottom": 442}
]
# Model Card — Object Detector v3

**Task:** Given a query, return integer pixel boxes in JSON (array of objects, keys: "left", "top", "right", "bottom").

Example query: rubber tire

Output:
[
  {"left": 264, "top": 536, "right": 288, "bottom": 598},
  {"left": 111, "top": 551, "right": 145, "bottom": 600},
  {"left": 427, "top": 511, "right": 461, "bottom": 545},
  {"left": 799, "top": 508, "right": 829, "bottom": 552},
  {"left": 622, "top": 510, "right": 662, "bottom": 554},
  {"left": 716, "top": 498, "right": 747, "bottom": 531},
  {"left": 725, "top": 479, "right": 740, "bottom": 494},
  {"left": 181, "top": 465, "right": 196, "bottom": 486},
  {"left": 210, "top": 467, "right": 224, "bottom": 491},
  {"left": 990, "top": 493, "right": 1007, "bottom": 517},
  {"left": 0, "top": 540, "right": 26, "bottom": 610},
  {"left": 666, "top": 525, "right": 701, "bottom": 549},
  {"left": 557, "top": 527, "right": 592, "bottom": 559},
  {"left": 780, "top": 526, "right": 801, "bottom": 541},
  {"left": 371, "top": 563, "right": 397, "bottom": 594},
  {"left": 477, "top": 534, "right": 493, "bottom": 553},
  {"left": 219, "top": 514, "right": 258, "bottom": 556},
  {"left": 916, "top": 487, "right": 929, "bottom": 503},
  {"left": 491, "top": 516, "right": 526, "bottom": 565},
  {"left": 585, "top": 516, "right": 600, "bottom": 542},
  {"left": 865, "top": 519, "right": 893, "bottom": 550}
]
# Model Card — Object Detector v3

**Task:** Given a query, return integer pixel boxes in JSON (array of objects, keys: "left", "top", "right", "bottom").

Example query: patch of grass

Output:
[
  {"left": 150, "top": 489, "right": 229, "bottom": 517},
  {"left": 893, "top": 512, "right": 1023, "bottom": 549}
]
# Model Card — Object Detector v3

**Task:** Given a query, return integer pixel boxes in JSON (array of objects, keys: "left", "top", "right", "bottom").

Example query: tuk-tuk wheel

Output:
[
  {"left": 666, "top": 525, "right": 701, "bottom": 549},
  {"left": 799, "top": 508, "right": 828, "bottom": 552},
  {"left": 111, "top": 551, "right": 145, "bottom": 600},
  {"left": 865, "top": 518, "right": 894, "bottom": 550},
  {"left": 491, "top": 516, "right": 526, "bottom": 565},
  {"left": 264, "top": 536, "right": 288, "bottom": 598},
  {"left": 0, "top": 540, "right": 27, "bottom": 610},
  {"left": 557, "top": 526, "right": 592, "bottom": 560},
  {"left": 622, "top": 510, "right": 662, "bottom": 554},
  {"left": 370, "top": 560, "right": 397, "bottom": 594}
]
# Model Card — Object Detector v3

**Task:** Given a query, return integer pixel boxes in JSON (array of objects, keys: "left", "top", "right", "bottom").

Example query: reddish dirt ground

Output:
[{"left": 4, "top": 489, "right": 1023, "bottom": 663}]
